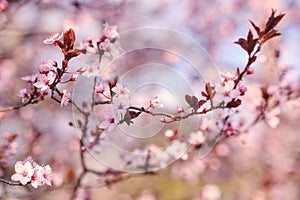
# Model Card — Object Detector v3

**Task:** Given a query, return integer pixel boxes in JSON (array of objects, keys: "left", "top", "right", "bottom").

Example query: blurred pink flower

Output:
[
  {"left": 103, "top": 23, "right": 119, "bottom": 40},
  {"left": 189, "top": 130, "right": 205, "bottom": 145},
  {"left": 0, "top": 0, "right": 8, "bottom": 12},
  {"left": 11, "top": 161, "right": 34, "bottom": 185},
  {"left": 21, "top": 74, "right": 38, "bottom": 83},
  {"left": 220, "top": 71, "right": 237, "bottom": 81},
  {"left": 38, "top": 61, "right": 56, "bottom": 74},
  {"left": 166, "top": 140, "right": 187, "bottom": 159},
  {"left": 265, "top": 107, "right": 280, "bottom": 128},
  {"left": 99, "top": 112, "right": 116, "bottom": 132},
  {"left": 18, "top": 88, "right": 31, "bottom": 103},
  {"left": 61, "top": 90, "right": 71, "bottom": 107}
]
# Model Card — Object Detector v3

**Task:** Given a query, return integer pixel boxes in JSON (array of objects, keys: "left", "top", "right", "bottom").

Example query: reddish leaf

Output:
[
  {"left": 226, "top": 99, "right": 242, "bottom": 108},
  {"left": 263, "top": 31, "right": 281, "bottom": 42},
  {"left": 249, "top": 20, "right": 261, "bottom": 37},
  {"left": 234, "top": 38, "right": 249, "bottom": 53},
  {"left": 264, "top": 10, "right": 285, "bottom": 34},
  {"left": 201, "top": 91, "right": 208, "bottom": 98},
  {"left": 129, "top": 111, "right": 141, "bottom": 119},
  {"left": 198, "top": 100, "right": 206, "bottom": 108},
  {"left": 63, "top": 29, "right": 76, "bottom": 52},
  {"left": 7, "top": 133, "right": 17, "bottom": 142},
  {"left": 261, "top": 87, "right": 270, "bottom": 101},
  {"left": 185, "top": 95, "right": 199, "bottom": 111},
  {"left": 247, "top": 30, "right": 258, "bottom": 54}
]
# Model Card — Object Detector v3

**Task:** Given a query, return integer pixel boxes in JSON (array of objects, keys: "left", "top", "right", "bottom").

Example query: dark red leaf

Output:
[
  {"left": 129, "top": 111, "right": 141, "bottom": 119},
  {"left": 198, "top": 100, "right": 206, "bottom": 108},
  {"left": 234, "top": 38, "right": 249, "bottom": 53},
  {"left": 247, "top": 30, "right": 258, "bottom": 54},
  {"left": 226, "top": 99, "right": 242, "bottom": 108},
  {"left": 261, "top": 87, "right": 270, "bottom": 101},
  {"left": 249, "top": 20, "right": 261, "bottom": 37},
  {"left": 63, "top": 29, "right": 76, "bottom": 52},
  {"left": 7, "top": 133, "right": 17, "bottom": 142},
  {"left": 264, "top": 10, "right": 285, "bottom": 34},
  {"left": 201, "top": 91, "right": 208, "bottom": 98}
]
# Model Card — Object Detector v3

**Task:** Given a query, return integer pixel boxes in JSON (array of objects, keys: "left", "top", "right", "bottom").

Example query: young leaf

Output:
[
  {"left": 63, "top": 29, "right": 76, "bottom": 52},
  {"left": 185, "top": 95, "right": 200, "bottom": 111},
  {"left": 249, "top": 20, "right": 261, "bottom": 37},
  {"left": 226, "top": 99, "right": 242, "bottom": 108},
  {"left": 264, "top": 9, "right": 285, "bottom": 34}
]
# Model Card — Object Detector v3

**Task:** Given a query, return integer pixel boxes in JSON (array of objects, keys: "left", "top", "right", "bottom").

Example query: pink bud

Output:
[
  {"left": 69, "top": 74, "right": 78, "bottom": 81},
  {"left": 160, "top": 118, "right": 166, "bottom": 123},
  {"left": 81, "top": 146, "right": 86, "bottom": 151},
  {"left": 247, "top": 68, "right": 254, "bottom": 74},
  {"left": 176, "top": 106, "right": 184, "bottom": 113}
]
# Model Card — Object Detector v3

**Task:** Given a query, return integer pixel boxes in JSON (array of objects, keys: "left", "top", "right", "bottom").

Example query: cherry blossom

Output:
[
  {"left": 11, "top": 158, "right": 52, "bottom": 188},
  {"left": 112, "top": 96, "right": 130, "bottom": 122},
  {"left": 21, "top": 74, "right": 38, "bottom": 83},
  {"left": 11, "top": 161, "right": 34, "bottom": 185},
  {"left": 18, "top": 88, "right": 31, "bottom": 103},
  {"left": 61, "top": 90, "right": 71, "bottom": 107},
  {"left": 265, "top": 107, "right": 280, "bottom": 128},
  {"left": 111, "top": 83, "right": 131, "bottom": 97},
  {"left": 33, "top": 72, "right": 56, "bottom": 91},
  {"left": 99, "top": 112, "right": 116, "bottom": 132},
  {"left": 103, "top": 23, "right": 119, "bottom": 41},
  {"left": 95, "top": 83, "right": 105, "bottom": 94},
  {"left": 38, "top": 61, "right": 56, "bottom": 74},
  {"left": 220, "top": 71, "right": 237, "bottom": 81},
  {"left": 43, "top": 32, "right": 63, "bottom": 45},
  {"left": 222, "top": 80, "right": 240, "bottom": 103},
  {"left": 149, "top": 96, "right": 163, "bottom": 109}
]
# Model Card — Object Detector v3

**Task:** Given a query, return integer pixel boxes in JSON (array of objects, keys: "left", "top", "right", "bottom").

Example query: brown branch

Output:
[{"left": 0, "top": 178, "right": 23, "bottom": 186}]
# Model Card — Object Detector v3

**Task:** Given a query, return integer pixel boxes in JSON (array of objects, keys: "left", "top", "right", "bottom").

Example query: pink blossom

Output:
[
  {"left": 112, "top": 96, "right": 130, "bottom": 122},
  {"left": 61, "top": 90, "right": 71, "bottom": 107},
  {"left": 111, "top": 83, "right": 131, "bottom": 97},
  {"left": 265, "top": 107, "right": 280, "bottom": 128},
  {"left": 43, "top": 32, "right": 63, "bottom": 45},
  {"left": 39, "top": 165, "right": 52, "bottom": 186},
  {"left": 176, "top": 106, "right": 184, "bottom": 113},
  {"left": 11, "top": 158, "right": 52, "bottom": 188},
  {"left": 11, "top": 161, "right": 34, "bottom": 185},
  {"left": 201, "top": 184, "right": 221, "bottom": 200},
  {"left": 0, "top": 0, "right": 8, "bottom": 12},
  {"left": 33, "top": 72, "right": 56, "bottom": 91},
  {"left": 99, "top": 38, "right": 112, "bottom": 52},
  {"left": 95, "top": 84, "right": 105, "bottom": 93},
  {"left": 220, "top": 71, "right": 237, "bottom": 81},
  {"left": 18, "top": 88, "right": 31, "bottom": 103},
  {"left": 149, "top": 96, "right": 163, "bottom": 108},
  {"left": 223, "top": 80, "right": 240, "bottom": 103},
  {"left": 166, "top": 140, "right": 187, "bottom": 159},
  {"left": 38, "top": 61, "right": 56, "bottom": 74},
  {"left": 21, "top": 74, "right": 38, "bottom": 83},
  {"left": 188, "top": 130, "right": 206, "bottom": 145},
  {"left": 164, "top": 129, "right": 175, "bottom": 137},
  {"left": 99, "top": 112, "right": 116, "bottom": 132},
  {"left": 103, "top": 23, "right": 119, "bottom": 40}
]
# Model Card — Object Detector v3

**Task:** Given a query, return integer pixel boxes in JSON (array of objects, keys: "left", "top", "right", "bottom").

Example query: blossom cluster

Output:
[{"left": 11, "top": 157, "right": 52, "bottom": 188}]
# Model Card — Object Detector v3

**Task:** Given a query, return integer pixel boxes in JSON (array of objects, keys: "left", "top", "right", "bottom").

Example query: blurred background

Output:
[{"left": 0, "top": 0, "right": 300, "bottom": 199}]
